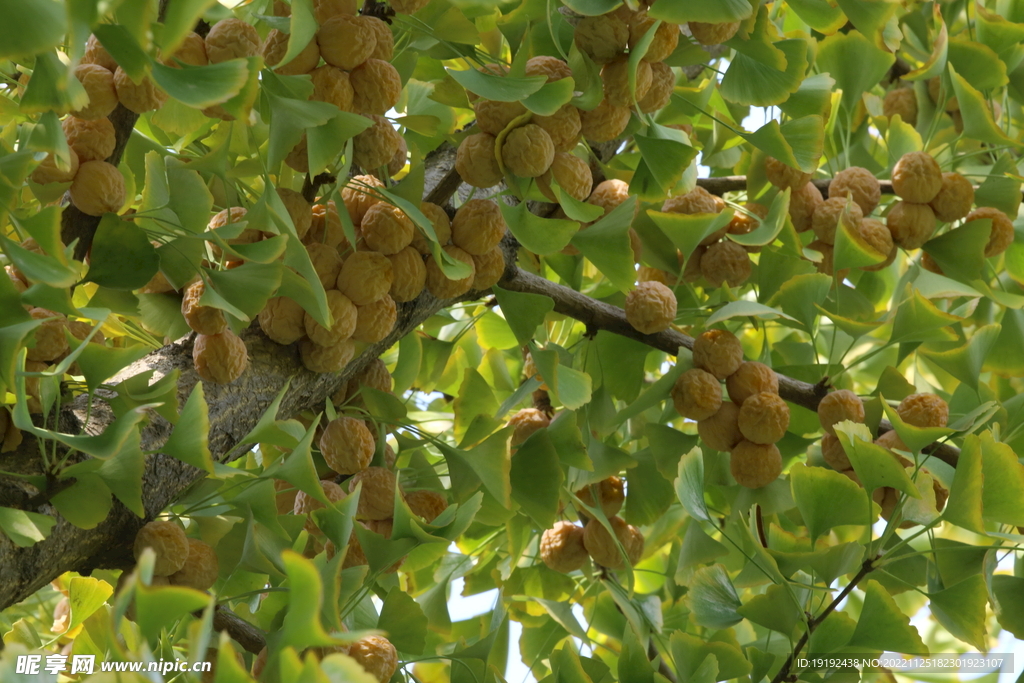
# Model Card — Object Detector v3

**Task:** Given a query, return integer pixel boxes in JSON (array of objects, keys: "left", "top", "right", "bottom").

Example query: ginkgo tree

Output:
[{"left": 2, "top": 0, "right": 1024, "bottom": 682}]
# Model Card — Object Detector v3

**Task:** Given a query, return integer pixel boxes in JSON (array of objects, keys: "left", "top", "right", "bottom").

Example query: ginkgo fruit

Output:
[
  {"left": 817, "top": 389, "right": 865, "bottom": 436},
  {"left": 692, "top": 328, "right": 744, "bottom": 380},
  {"left": 730, "top": 440, "right": 783, "bottom": 489},
  {"left": 540, "top": 522, "right": 588, "bottom": 573},
  {"left": 193, "top": 330, "right": 248, "bottom": 385},
  {"left": 133, "top": 520, "right": 189, "bottom": 576},
  {"left": 737, "top": 392, "right": 790, "bottom": 445},
  {"left": 625, "top": 281, "right": 677, "bottom": 334}
]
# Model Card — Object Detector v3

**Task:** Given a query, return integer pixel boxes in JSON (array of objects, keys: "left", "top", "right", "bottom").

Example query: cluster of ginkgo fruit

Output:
[
  {"left": 137, "top": 172, "right": 510, "bottom": 384},
  {"left": 266, "top": 0, "right": 415, "bottom": 174},
  {"left": 506, "top": 359, "right": 647, "bottom": 573},
  {"left": 26, "top": 36, "right": 149, "bottom": 215},
  {"left": 671, "top": 328, "right": 790, "bottom": 489},
  {"left": 818, "top": 389, "right": 951, "bottom": 527},
  {"left": 666, "top": 324, "right": 951, "bottom": 524},
  {"left": 454, "top": 4, "right": 682, "bottom": 194},
  {"left": 776, "top": 150, "right": 1011, "bottom": 277}
]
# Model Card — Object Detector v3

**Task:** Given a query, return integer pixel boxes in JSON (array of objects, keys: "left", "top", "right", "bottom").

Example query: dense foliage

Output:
[{"left": 2, "top": 0, "right": 1024, "bottom": 682}]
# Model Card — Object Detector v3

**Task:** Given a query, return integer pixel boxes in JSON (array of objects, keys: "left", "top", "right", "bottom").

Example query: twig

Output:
[
  {"left": 769, "top": 557, "right": 877, "bottom": 683},
  {"left": 648, "top": 641, "right": 678, "bottom": 683},
  {"left": 301, "top": 172, "right": 337, "bottom": 204}
]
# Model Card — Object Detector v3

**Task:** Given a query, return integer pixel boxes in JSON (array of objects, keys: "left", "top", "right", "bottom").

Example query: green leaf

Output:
[
  {"left": 511, "top": 431, "right": 564, "bottom": 529},
  {"left": 729, "top": 188, "right": 791, "bottom": 247},
  {"left": 928, "top": 575, "right": 989, "bottom": 650},
  {"left": 890, "top": 288, "right": 961, "bottom": 344},
  {"left": 919, "top": 324, "right": 1000, "bottom": 391},
  {"left": 768, "top": 273, "right": 831, "bottom": 332},
  {"left": 0, "top": 0, "right": 66, "bottom": 59},
  {"left": 949, "top": 64, "right": 1020, "bottom": 147},
  {"left": 903, "top": 7, "right": 949, "bottom": 81},
  {"left": 265, "top": 91, "right": 343, "bottom": 170},
  {"left": 631, "top": 133, "right": 699, "bottom": 200},
  {"left": 676, "top": 447, "right": 712, "bottom": 523},
  {"left": 816, "top": 30, "right": 895, "bottom": 113},
  {"left": 786, "top": 0, "right": 847, "bottom": 33},
  {"left": 530, "top": 345, "right": 593, "bottom": 410},
  {"left": 554, "top": 643, "right": 595, "bottom": 683},
  {"left": 975, "top": 154, "right": 1021, "bottom": 217},
  {"left": 492, "top": 285, "right": 554, "bottom": 346},
  {"left": 834, "top": 209, "right": 888, "bottom": 272},
  {"left": 151, "top": 60, "right": 250, "bottom": 108},
  {"left": 619, "top": 624, "right": 655, "bottom": 683},
  {"left": 848, "top": 579, "right": 927, "bottom": 653},
  {"left": 648, "top": 209, "right": 734, "bottom": 260},
  {"left": 743, "top": 116, "right": 824, "bottom": 175},
  {"left": 85, "top": 215, "right": 160, "bottom": 290},
  {"left": 990, "top": 574, "right": 1024, "bottom": 638},
  {"left": 73, "top": 340, "right": 150, "bottom": 394},
  {"left": 50, "top": 477, "right": 112, "bottom": 529},
  {"left": 377, "top": 587, "right": 428, "bottom": 655},
  {"left": 501, "top": 200, "right": 580, "bottom": 255},
  {"left": 0, "top": 507, "right": 56, "bottom": 547},
  {"left": 790, "top": 464, "right": 873, "bottom": 541},
  {"left": 546, "top": 411, "right": 591, "bottom": 470},
  {"left": 948, "top": 38, "right": 1008, "bottom": 90},
  {"left": 280, "top": 0, "right": 317, "bottom": 69},
  {"left": 705, "top": 301, "right": 795, "bottom": 326},
  {"left": 439, "top": 430, "right": 512, "bottom": 507},
  {"left": 834, "top": 0, "right": 899, "bottom": 50},
  {"left": 944, "top": 434, "right": 984, "bottom": 533},
  {"left": 453, "top": 369, "right": 500, "bottom": 444},
  {"left": 204, "top": 262, "right": 284, "bottom": 322},
  {"left": 92, "top": 24, "right": 150, "bottom": 83},
  {"left": 685, "top": 564, "right": 742, "bottom": 629},
  {"left": 66, "top": 576, "right": 113, "bottom": 633},
  {"left": 721, "top": 39, "right": 809, "bottom": 107},
  {"left": 779, "top": 72, "right": 836, "bottom": 119},
  {"left": 0, "top": 232, "right": 81, "bottom": 289},
  {"left": 977, "top": 431, "right": 1024, "bottom": 527},
  {"left": 523, "top": 78, "right": 575, "bottom": 116},
  {"left": 834, "top": 421, "right": 920, "bottom": 498},
  {"left": 158, "top": 0, "right": 218, "bottom": 57},
  {"left": 134, "top": 581, "right": 210, "bottom": 642},
  {"left": 594, "top": 332, "right": 648, "bottom": 404},
  {"left": 570, "top": 198, "right": 638, "bottom": 293},
  {"left": 162, "top": 384, "right": 215, "bottom": 474},
  {"left": 280, "top": 550, "right": 335, "bottom": 649},
  {"left": 737, "top": 583, "right": 802, "bottom": 635},
  {"left": 446, "top": 68, "right": 546, "bottom": 102},
  {"left": 922, "top": 220, "right": 990, "bottom": 283},
  {"left": 307, "top": 111, "right": 372, "bottom": 176},
  {"left": 676, "top": 519, "right": 728, "bottom": 572},
  {"left": 648, "top": 0, "right": 752, "bottom": 23}
]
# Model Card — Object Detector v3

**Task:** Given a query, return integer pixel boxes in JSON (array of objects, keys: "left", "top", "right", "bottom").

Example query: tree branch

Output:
[
  {"left": 694, "top": 175, "right": 895, "bottom": 198},
  {"left": 496, "top": 267, "right": 961, "bottom": 468},
  {"left": 213, "top": 606, "right": 266, "bottom": 655}
]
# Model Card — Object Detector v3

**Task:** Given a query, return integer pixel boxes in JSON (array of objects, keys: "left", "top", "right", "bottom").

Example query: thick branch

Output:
[
  {"left": 213, "top": 607, "right": 266, "bottom": 655},
  {"left": 497, "top": 267, "right": 961, "bottom": 468}
]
